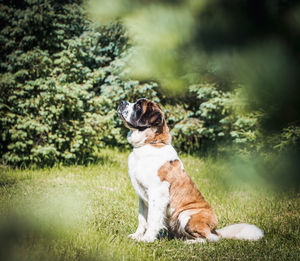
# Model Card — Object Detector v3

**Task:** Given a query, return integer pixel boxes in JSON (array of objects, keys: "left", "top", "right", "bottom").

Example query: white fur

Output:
[
  {"left": 217, "top": 223, "right": 264, "bottom": 241},
  {"left": 178, "top": 211, "right": 191, "bottom": 234},
  {"left": 128, "top": 130, "right": 180, "bottom": 242},
  {"left": 178, "top": 209, "right": 200, "bottom": 235},
  {"left": 185, "top": 233, "right": 219, "bottom": 244},
  {"left": 206, "top": 233, "right": 219, "bottom": 242},
  {"left": 140, "top": 181, "right": 169, "bottom": 242},
  {"left": 185, "top": 238, "right": 206, "bottom": 244},
  {"left": 122, "top": 102, "right": 134, "bottom": 123},
  {"left": 127, "top": 130, "right": 148, "bottom": 148},
  {"left": 128, "top": 198, "right": 148, "bottom": 240}
]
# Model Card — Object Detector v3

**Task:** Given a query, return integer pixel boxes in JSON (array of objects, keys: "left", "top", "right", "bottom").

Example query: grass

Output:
[{"left": 0, "top": 148, "right": 299, "bottom": 261}]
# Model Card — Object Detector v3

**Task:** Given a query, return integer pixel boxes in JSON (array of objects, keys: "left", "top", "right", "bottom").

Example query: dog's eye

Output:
[{"left": 135, "top": 104, "right": 141, "bottom": 110}]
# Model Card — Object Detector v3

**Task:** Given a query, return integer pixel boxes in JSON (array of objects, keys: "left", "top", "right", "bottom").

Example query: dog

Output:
[{"left": 117, "top": 98, "right": 263, "bottom": 243}]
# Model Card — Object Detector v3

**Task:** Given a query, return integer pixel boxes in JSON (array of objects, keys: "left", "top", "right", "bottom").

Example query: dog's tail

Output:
[{"left": 216, "top": 223, "right": 264, "bottom": 241}]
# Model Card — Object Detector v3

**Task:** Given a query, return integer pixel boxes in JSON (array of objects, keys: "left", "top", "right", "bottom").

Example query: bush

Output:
[
  {"left": 168, "top": 84, "right": 262, "bottom": 154},
  {"left": 273, "top": 122, "right": 300, "bottom": 153},
  {"left": 2, "top": 0, "right": 295, "bottom": 167},
  {"left": 0, "top": 0, "right": 162, "bottom": 166}
]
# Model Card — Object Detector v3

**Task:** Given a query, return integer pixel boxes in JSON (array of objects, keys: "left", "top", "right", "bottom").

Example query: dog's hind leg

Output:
[{"left": 184, "top": 211, "right": 219, "bottom": 243}]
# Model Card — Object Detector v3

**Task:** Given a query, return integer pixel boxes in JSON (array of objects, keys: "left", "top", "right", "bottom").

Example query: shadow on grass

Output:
[
  {"left": 0, "top": 166, "right": 31, "bottom": 187},
  {"left": 0, "top": 151, "right": 122, "bottom": 171},
  {"left": 0, "top": 211, "right": 106, "bottom": 261}
]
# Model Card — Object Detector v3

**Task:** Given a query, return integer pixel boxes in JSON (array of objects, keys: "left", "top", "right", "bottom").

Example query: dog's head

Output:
[
  {"left": 117, "top": 98, "right": 164, "bottom": 131},
  {"left": 118, "top": 98, "right": 171, "bottom": 147}
]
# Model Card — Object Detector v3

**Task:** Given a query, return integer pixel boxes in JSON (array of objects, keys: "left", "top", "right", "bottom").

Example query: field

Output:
[{"left": 0, "top": 148, "right": 299, "bottom": 261}]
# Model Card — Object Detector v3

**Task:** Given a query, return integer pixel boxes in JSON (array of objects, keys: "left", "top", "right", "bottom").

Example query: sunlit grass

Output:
[{"left": 0, "top": 148, "right": 299, "bottom": 260}]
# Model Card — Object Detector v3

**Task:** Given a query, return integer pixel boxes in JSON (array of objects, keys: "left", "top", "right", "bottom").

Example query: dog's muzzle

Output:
[{"left": 118, "top": 101, "right": 128, "bottom": 114}]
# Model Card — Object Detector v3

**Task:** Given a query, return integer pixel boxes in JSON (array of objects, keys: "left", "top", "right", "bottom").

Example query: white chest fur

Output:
[{"left": 128, "top": 144, "right": 179, "bottom": 203}]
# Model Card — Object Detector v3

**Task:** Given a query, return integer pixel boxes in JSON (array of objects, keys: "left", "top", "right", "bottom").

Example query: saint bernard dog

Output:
[{"left": 117, "top": 98, "right": 263, "bottom": 243}]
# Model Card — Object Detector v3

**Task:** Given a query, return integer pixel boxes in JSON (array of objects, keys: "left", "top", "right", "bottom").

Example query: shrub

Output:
[
  {"left": 0, "top": 0, "right": 162, "bottom": 166},
  {"left": 0, "top": 1, "right": 111, "bottom": 165},
  {"left": 273, "top": 122, "right": 300, "bottom": 153},
  {"left": 1, "top": 0, "right": 288, "bottom": 166},
  {"left": 168, "top": 84, "right": 262, "bottom": 154}
]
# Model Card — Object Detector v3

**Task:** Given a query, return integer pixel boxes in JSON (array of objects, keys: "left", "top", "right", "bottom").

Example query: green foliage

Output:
[
  {"left": 1, "top": 0, "right": 298, "bottom": 168},
  {"left": 274, "top": 122, "right": 300, "bottom": 152},
  {"left": 0, "top": 0, "right": 155, "bottom": 166},
  {"left": 167, "top": 84, "right": 262, "bottom": 154},
  {"left": 89, "top": 0, "right": 300, "bottom": 131},
  {"left": 0, "top": 1, "right": 88, "bottom": 165}
]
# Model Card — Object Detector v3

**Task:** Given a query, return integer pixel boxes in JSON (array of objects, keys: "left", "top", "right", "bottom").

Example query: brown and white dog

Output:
[{"left": 117, "top": 98, "right": 263, "bottom": 243}]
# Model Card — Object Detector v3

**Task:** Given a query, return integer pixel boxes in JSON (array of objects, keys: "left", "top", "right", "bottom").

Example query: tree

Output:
[{"left": 0, "top": 0, "right": 128, "bottom": 166}]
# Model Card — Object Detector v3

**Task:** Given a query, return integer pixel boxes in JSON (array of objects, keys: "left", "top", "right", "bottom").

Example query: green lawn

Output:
[{"left": 0, "top": 148, "right": 299, "bottom": 261}]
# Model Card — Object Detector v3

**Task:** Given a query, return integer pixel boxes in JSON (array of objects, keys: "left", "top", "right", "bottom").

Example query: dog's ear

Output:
[
  {"left": 134, "top": 99, "right": 164, "bottom": 129},
  {"left": 148, "top": 110, "right": 163, "bottom": 126}
]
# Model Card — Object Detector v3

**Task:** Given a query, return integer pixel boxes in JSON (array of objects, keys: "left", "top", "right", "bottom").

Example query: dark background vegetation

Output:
[{"left": 0, "top": 0, "right": 299, "bottom": 188}]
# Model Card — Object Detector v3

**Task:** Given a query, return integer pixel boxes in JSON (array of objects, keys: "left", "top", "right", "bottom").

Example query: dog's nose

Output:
[
  {"left": 118, "top": 101, "right": 128, "bottom": 113},
  {"left": 120, "top": 100, "right": 126, "bottom": 106}
]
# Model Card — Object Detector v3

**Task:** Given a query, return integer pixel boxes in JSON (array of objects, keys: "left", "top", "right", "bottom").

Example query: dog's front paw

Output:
[
  {"left": 139, "top": 233, "right": 157, "bottom": 243},
  {"left": 128, "top": 232, "right": 144, "bottom": 241}
]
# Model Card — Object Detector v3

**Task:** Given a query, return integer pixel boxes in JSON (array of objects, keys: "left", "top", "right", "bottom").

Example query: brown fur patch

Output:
[
  {"left": 144, "top": 120, "right": 171, "bottom": 146},
  {"left": 142, "top": 100, "right": 148, "bottom": 115},
  {"left": 158, "top": 160, "right": 218, "bottom": 238}
]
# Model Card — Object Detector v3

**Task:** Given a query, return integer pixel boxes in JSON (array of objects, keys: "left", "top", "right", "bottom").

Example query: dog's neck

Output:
[{"left": 127, "top": 121, "right": 171, "bottom": 148}]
